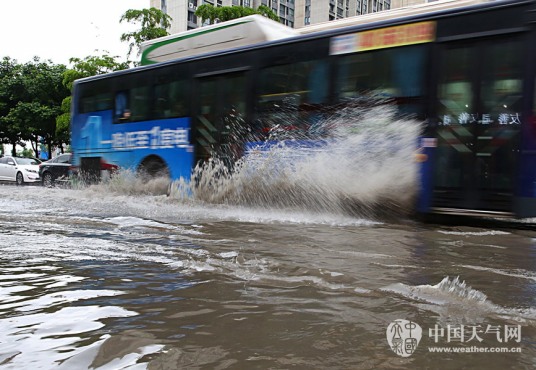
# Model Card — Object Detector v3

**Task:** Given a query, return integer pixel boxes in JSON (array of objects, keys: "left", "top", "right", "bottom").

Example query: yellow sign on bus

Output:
[{"left": 330, "top": 21, "right": 436, "bottom": 55}]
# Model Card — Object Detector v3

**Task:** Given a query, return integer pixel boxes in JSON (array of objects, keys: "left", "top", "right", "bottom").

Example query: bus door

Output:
[
  {"left": 433, "top": 36, "right": 524, "bottom": 212},
  {"left": 193, "top": 72, "right": 248, "bottom": 167}
]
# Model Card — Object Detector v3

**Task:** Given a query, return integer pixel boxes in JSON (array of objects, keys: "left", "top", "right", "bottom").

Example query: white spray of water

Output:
[
  {"left": 78, "top": 104, "right": 422, "bottom": 219},
  {"left": 73, "top": 169, "right": 170, "bottom": 196},
  {"left": 173, "top": 104, "right": 422, "bottom": 218}
]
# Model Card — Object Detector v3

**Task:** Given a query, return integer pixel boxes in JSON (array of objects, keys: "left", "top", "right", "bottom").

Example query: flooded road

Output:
[{"left": 0, "top": 184, "right": 535, "bottom": 369}]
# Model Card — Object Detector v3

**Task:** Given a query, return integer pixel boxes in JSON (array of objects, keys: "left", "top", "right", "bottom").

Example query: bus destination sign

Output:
[{"left": 330, "top": 21, "right": 436, "bottom": 55}]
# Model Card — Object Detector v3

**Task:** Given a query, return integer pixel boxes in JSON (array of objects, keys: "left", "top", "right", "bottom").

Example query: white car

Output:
[{"left": 0, "top": 156, "right": 42, "bottom": 185}]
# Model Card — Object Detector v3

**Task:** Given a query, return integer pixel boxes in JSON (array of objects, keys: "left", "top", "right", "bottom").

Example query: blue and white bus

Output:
[{"left": 71, "top": 0, "right": 536, "bottom": 218}]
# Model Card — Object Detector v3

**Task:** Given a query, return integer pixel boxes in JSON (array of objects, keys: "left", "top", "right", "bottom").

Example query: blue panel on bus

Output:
[{"left": 71, "top": 111, "right": 194, "bottom": 180}]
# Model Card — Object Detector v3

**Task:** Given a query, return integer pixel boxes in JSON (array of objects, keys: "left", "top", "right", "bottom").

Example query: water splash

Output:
[
  {"left": 382, "top": 276, "right": 489, "bottom": 307},
  {"left": 433, "top": 276, "right": 489, "bottom": 303},
  {"left": 72, "top": 169, "right": 170, "bottom": 196},
  {"left": 172, "top": 104, "right": 422, "bottom": 219},
  {"left": 75, "top": 104, "right": 422, "bottom": 219},
  {"left": 381, "top": 276, "right": 536, "bottom": 325}
]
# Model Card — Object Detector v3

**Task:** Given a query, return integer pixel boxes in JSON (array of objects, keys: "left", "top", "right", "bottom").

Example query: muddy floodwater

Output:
[{"left": 0, "top": 183, "right": 535, "bottom": 369}]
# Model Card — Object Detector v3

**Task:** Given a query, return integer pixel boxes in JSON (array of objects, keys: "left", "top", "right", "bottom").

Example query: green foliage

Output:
[
  {"left": 195, "top": 4, "right": 280, "bottom": 24},
  {"left": 55, "top": 98, "right": 71, "bottom": 152},
  {"left": 195, "top": 4, "right": 218, "bottom": 25},
  {"left": 63, "top": 54, "right": 130, "bottom": 90},
  {"left": 17, "top": 147, "right": 34, "bottom": 158},
  {"left": 0, "top": 57, "right": 24, "bottom": 155},
  {"left": 0, "top": 57, "right": 69, "bottom": 157},
  {"left": 120, "top": 8, "right": 172, "bottom": 58},
  {"left": 256, "top": 5, "right": 280, "bottom": 22},
  {"left": 218, "top": 6, "right": 256, "bottom": 22}
]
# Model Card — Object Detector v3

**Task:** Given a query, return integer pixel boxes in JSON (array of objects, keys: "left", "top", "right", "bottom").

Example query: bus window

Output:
[
  {"left": 115, "top": 91, "right": 130, "bottom": 122},
  {"left": 193, "top": 73, "right": 248, "bottom": 165},
  {"left": 437, "top": 47, "right": 473, "bottom": 121},
  {"left": 479, "top": 39, "right": 523, "bottom": 192},
  {"left": 481, "top": 40, "right": 523, "bottom": 117},
  {"left": 114, "top": 86, "right": 151, "bottom": 123},
  {"left": 131, "top": 86, "right": 151, "bottom": 121},
  {"left": 80, "top": 91, "right": 112, "bottom": 114},
  {"left": 154, "top": 80, "right": 189, "bottom": 119},
  {"left": 257, "top": 59, "right": 329, "bottom": 136},
  {"left": 336, "top": 45, "right": 425, "bottom": 117}
]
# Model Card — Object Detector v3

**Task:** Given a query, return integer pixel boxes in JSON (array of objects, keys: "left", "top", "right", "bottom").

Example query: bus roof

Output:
[
  {"left": 140, "top": 14, "right": 298, "bottom": 65},
  {"left": 139, "top": 0, "right": 508, "bottom": 66},
  {"left": 296, "top": 0, "right": 497, "bottom": 35},
  {"left": 75, "top": 0, "right": 522, "bottom": 85}
]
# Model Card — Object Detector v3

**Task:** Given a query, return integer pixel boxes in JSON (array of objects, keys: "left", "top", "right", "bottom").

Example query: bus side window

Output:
[
  {"left": 115, "top": 91, "right": 130, "bottom": 122},
  {"left": 257, "top": 59, "right": 328, "bottom": 136},
  {"left": 79, "top": 91, "right": 112, "bottom": 114},
  {"left": 130, "top": 86, "right": 151, "bottom": 121},
  {"left": 336, "top": 45, "right": 425, "bottom": 118},
  {"left": 154, "top": 80, "right": 188, "bottom": 119}
]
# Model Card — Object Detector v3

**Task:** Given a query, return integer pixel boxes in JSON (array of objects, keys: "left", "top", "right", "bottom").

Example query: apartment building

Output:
[
  {"left": 150, "top": 0, "right": 394, "bottom": 33},
  {"left": 391, "top": 0, "right": 432, "bottom": 7}
]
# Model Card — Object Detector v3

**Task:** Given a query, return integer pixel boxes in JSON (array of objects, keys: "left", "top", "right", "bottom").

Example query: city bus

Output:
[{"left": 71, "top": 0, "right": 536, "bottom": 218}]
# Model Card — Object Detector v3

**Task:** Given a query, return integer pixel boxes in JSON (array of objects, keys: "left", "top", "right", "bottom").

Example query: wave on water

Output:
[
  {"left": 382, "top": 276, "right": 489, "bottom": 306},
  {"left": 170, "top": 104, "right": 422, "bottom": 219},
  {"left": 382, "top": 276, "right": 536, "bottom": 324},
  {"left": 459, "top": 265, "right": 536, "bottom": 282},
  {"left": 437, "top": 230, "right": 511, "bottom": 236}
]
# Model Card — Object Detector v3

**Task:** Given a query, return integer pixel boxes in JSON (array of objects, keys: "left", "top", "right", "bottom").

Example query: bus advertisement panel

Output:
[{"left": 71, "top": 111, "right": 193, "bottom": 181}]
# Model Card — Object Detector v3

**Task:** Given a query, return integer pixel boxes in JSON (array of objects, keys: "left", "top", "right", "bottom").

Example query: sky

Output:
[{"left": 0, "top": 0, "right": 150, "bottom": 65}]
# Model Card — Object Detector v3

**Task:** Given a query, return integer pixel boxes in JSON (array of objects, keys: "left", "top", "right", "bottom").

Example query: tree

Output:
[
  {"left": 256, "top": 5, "right": 280, "bottom": 22},
  {"left": 64, "top": 54, "right": 131, "bottom": 82},
  {"left": 56, "top": 54, "right": 131, "bottom": 156},
  {"left": 0, "top": 57, "right": 67, "bottom": 158},
  {"left": 18, "top": 146, "right": 34, "bottom": 158},
  {"left": 120, "top": 8, "right": 172, "bottom": 58},
  {"left": 0, "top": 57, "right": 25, "bottom": 156},
  {"left": 195, "top": 5, "right": 279, "bottom": 25},
  {"left": 9, "top": 59, "right": 69, "bottom": 158},
  {"left": 195, "top": 4, "right": 219, "bottom": 25},
  {"left": 218, "top": 6, "right": 256, "bottom": 22}
]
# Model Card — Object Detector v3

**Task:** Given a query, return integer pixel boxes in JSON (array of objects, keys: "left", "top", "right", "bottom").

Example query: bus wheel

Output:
[{"left": 138, "top": 156, "right": 170, "bottom": 180}]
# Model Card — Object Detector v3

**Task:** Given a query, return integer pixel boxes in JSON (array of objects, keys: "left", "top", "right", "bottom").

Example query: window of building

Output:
[{"left": 188, "top": 11, "right": 197, "bottom": 24}]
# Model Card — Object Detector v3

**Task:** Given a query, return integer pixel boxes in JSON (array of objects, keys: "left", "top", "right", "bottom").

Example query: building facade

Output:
[
  {"left": 391, "top": 0, "right": 432, "bottom": 8},
  {"left": 391, "top": 0, "right": 438, "bottom": 8},
  {"left": 150, "top": 0, "right": 394, "bottom": 33}
]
